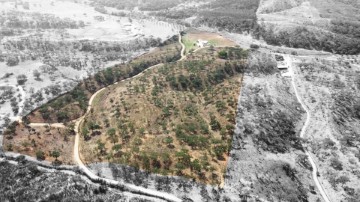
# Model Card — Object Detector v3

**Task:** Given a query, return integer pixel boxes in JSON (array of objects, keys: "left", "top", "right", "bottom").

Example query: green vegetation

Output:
[
  {"left": 182, "top": 37, "right": 196, "bottom": 54},
  {"left": 36, "top": 150, "right": 45, "bottom": 161}
]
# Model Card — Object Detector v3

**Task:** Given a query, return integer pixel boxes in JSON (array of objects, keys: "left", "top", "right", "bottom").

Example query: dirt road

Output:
[
  {"left": 287, "top": 55, "right": 331, "bottom": 202},
  {"left": 72, "top": 33, "right": 186, "bottom": 202}
]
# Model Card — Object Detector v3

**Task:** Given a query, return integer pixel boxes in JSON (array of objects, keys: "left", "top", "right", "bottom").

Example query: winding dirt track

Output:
[
  {"left": 287, "top": 55, "right": 331, "bottom": 202},
  {"left": 72, "top": 34, "right": 186, "bottom": 202}
]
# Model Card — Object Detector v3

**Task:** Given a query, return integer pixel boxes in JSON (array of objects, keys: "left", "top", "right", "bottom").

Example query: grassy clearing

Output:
[
  {"left": 182, "top": 36, "right": 196, "bottom": 54},
  {"left": 182, "top": 30, "right": 237, "bottom": 54}
]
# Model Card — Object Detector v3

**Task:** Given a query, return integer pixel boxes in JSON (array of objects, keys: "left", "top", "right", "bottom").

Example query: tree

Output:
[
  {"left": 218, "top": 50, "right": 228, "bottom": 59},
  {"left": 175, "top": 149, "right": 191, "bottom": 167},
  {"left": 190, "top": 159, "right": 202, "bottom": 173},
  {"left": 33, "top": 70, "right": 41, "bottom": 81},
  {"left": 16, "top": 74, "right": 27, "bottom": 85},
  {"left": 250, "top": 44, "right": 259, "bottom": 49},
  {"left": 97, "top": 140, "right": 106, "bottom": 156},
  {"left": 139, "top": 127, "right": 145, "bottom": 135},
  {"left": 50, "top": 150, "right": 60, "bottom": 161},
  {"left": 112, "top": 144, "right": 122, "bottom": 152},
  {"left": 210, "top": 115, "right": 221, "bottom": 131},
  {"left": 6, "top": 56, "right": 19, "bottom": 66},
  {"left": 82, "top": 127, "right": 90, "bottom": 141},
  {"left": 163, "top": 136, "right": 173, "bottom": 148},
  {"left": 107, "top": 128, "right": 118, "bottom": 144},
  {"left": 330, "top": 158, "right": 343, "bottom": 170},
  {"left": 36, "top": 150, "right": 45, "bottom": 161}
]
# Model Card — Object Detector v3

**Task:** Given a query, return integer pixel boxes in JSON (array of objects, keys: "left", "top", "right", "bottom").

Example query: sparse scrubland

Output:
[
  {"left": 2, "top": 0, "right": 360, "bottom": 201},
  {"left": 3, "top": 122, "right": 75, "bottom": 164},
  {"left": 80, "top": 44, "right": 247, "bottom": 185},
  {"left": 24, "top": 36, "right": 181, "bottom": 123},
  {"left": 225, "top": 51, "right": 323, "bottom": 202},
  {"left": 3, "top": 36, "right": 181, "bottom": 164},
  {"left": 292, "top": 55, "right": 360, "bottom": 201},
  {"left": 0, "top": 160, "right": 147, "bottom": 201}
]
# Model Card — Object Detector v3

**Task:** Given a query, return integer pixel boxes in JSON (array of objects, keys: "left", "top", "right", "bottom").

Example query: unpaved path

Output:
[
  {"left": 72, "top": 33, "right": 186, "bottom": 202},
  {"left": 28, "top": 123, "right": 66, "bottom": 128},
  {"left": 287, "top": 55, "right": 331, "bottom": 202}
]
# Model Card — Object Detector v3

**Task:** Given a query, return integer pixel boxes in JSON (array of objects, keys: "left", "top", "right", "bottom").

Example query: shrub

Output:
[
  {"left": 250, "top": 44, "right": 259, "bottom": 49},
  {"left": 330, "top": 158, "right": 343, "bottom": 170},
  {"left": 36, "top": 150, "right": 45, "bottom": 161},
  {"left": 218, "top": 50, "right": 228, "bottom": 59},
  {"left": 16, "top": 74, "right": 27, "bottom": 85}
]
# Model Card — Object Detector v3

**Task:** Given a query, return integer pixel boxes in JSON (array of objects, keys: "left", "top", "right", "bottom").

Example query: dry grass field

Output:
[{"left": 3, "top": 122, "right": 75, "bottom": 165}]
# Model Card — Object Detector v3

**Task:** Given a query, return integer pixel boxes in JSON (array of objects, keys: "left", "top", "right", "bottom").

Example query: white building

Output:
[{"left": 197, "top": 39, "right": 209, "bottom": 48}]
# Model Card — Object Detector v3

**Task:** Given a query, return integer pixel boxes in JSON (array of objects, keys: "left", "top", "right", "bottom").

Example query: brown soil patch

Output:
[{"left": 3, "top": 123, "right": 75, "bottom": 165}]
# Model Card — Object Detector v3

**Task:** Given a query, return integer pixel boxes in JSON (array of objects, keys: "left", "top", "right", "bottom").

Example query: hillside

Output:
[
  {"left": 3, "top": 36, "right": 182, "bottom": 163},
  {"left": 0, "top": 159, "right": 157, "bottom": 201},
  {"left": 79, "top": 33, "right": 247, "bottom": 185},
  {"left": 290, "top": 54, "right": 360, "bottom": 201},
  {"left": 257, "top": 0, "right": 360, "bottom": 54}
]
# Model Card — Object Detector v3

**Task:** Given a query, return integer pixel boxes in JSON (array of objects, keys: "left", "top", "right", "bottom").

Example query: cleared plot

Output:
[
  {"left": 182, "top": 29, "right": 237, "bottom": 53},
  {"left": 3, "top": 122, "right": 75, "bottom": 165},
  {"left": 80, "top": 45, "right": 248, "bottom": 185}
]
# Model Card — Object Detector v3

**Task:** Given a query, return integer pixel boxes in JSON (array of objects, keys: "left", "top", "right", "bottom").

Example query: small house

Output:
[{"left": 197, "top": 39, "right": 209, "bottom": 48}]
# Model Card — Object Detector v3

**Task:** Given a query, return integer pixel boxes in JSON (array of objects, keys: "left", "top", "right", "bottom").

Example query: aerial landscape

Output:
[{"left": 0, "top": 0, "right": 359, "bottom": 201}]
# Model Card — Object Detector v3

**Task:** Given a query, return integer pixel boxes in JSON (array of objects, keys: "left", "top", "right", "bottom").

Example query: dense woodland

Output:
[
  {"left": 260, "top": 26, "right": 360, "bottom": 55},
  {"left": 195, "top": 0, "right": 260, "bottom": 33}
]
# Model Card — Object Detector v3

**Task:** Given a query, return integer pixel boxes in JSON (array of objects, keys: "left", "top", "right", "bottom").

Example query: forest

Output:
[
  {"left": 195, "top": 0, "right": 260, "bottom": 33},
  {"left": 260, "top": 26, "right": 360, "bottom": 55}
]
